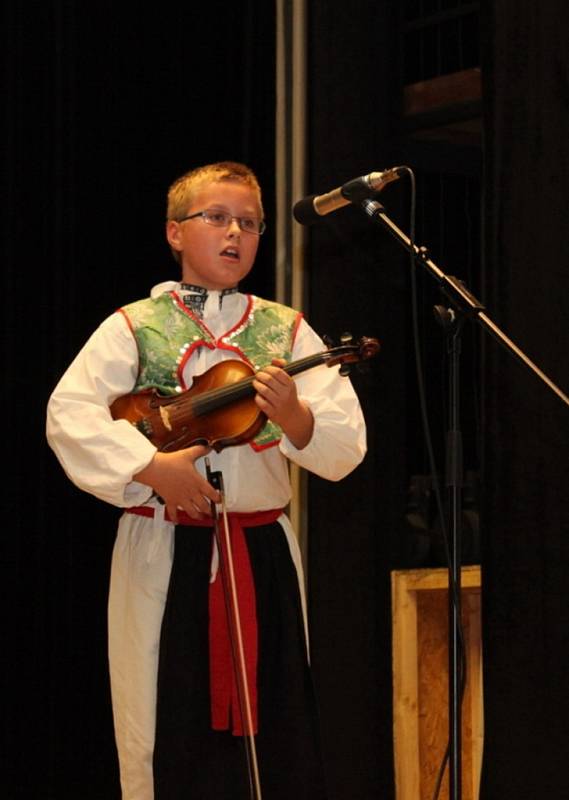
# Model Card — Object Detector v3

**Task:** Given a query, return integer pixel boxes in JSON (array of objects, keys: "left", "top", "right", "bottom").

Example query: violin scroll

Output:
[{"left": 323, "top": 334, "right": 380, "bottom": 373}]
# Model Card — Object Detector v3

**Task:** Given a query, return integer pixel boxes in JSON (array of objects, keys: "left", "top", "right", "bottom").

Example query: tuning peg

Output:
[
  {"left": 339, "top": 364, "right": 352, "bottom": 377},
  {"left": 322, "top": 334, "right": 334, "bottom": 348},
  {"left": 340, "top": 332, "right": 353, "bottom": 344}
]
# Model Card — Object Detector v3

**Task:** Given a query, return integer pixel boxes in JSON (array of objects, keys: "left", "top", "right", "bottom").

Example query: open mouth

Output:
[{"left": 220, "top": 247, "right": 240, "bottom": 261}]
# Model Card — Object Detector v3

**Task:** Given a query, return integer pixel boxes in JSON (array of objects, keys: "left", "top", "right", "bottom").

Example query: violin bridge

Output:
[{"left": 159, "top": 405, "right": 173, "bottom": 431}]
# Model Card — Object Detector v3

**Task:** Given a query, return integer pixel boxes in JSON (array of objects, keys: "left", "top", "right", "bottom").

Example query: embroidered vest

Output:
[{"left": 120, "top": 291, "right": 301, "bottom": 449}]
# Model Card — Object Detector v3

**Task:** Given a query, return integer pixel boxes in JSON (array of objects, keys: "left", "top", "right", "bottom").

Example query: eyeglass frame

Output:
[{"left": 177, "top": 208, "right": 266, "bottom": 235}]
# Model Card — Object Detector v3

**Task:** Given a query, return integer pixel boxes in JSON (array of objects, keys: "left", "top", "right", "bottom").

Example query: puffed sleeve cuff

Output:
[
  {"left": 123, "top": 479, "right": 155, "bottom": 507},
  {"left": 279, "top": 394, "right": 367, "bottom": 481},
  {"left": 46, "top": 412, "right": 160, "bottom": 508}
]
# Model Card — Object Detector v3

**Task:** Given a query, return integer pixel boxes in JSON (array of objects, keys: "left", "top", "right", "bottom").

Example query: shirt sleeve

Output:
[
  {"left": 46, "top": 312, "right": 158, "bottom": 507},
  {"left": 278, "top": 319, "right": 368, "bottom": 481}
]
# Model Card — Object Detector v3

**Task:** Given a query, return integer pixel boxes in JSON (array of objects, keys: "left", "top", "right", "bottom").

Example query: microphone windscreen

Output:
[{"left": 292, "top": 194, "right": 321, "bottom": 225}]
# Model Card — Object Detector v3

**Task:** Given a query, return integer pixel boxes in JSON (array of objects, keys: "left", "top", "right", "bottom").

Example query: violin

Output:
[{"left": 110, "top": 335, "right": 380, "bottom": 453}]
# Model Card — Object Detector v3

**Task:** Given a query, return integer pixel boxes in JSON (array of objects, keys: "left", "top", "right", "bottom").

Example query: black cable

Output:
[{"left": 402, "top": 167, "right": 469, "bottom": 800}]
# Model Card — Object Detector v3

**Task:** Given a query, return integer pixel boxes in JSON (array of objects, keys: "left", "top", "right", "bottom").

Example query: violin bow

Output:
[{"left": 205, "top": 458, "right": 263, "bottom": 800}]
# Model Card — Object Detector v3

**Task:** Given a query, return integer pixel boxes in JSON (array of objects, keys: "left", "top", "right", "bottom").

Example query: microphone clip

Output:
[{"left": 341, "top": 176, "right": 378, "bottom": 204}]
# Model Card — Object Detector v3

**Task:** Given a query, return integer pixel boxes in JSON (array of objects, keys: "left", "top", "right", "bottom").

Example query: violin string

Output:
[{"left": 167, "top": 350, "right": 335, "bottom": 422}]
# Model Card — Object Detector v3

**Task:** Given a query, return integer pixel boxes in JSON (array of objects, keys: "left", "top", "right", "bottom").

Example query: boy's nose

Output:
[{"left": 227, "top": 217, "right": 241, "bottom": 236}]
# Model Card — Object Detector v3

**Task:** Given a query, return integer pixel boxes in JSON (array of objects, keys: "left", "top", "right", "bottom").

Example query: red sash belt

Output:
[{"left": 126, "top": 505, "right": 283, "bottom": 736}]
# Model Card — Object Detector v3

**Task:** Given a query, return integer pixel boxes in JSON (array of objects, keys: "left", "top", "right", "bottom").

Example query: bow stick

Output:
[{"left": 205, "top": 458, "right": 263, "bottom": 800}]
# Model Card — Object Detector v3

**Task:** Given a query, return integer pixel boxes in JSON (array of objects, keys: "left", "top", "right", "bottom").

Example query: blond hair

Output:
[{"left": 166, "top": 161, "right": 264, "bottom": 222}]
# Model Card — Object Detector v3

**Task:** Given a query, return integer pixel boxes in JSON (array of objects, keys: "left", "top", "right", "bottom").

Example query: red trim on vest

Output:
[
  {"left": 291, "top": 309, "right": 303, "bottom": 344},
  {"left": 169, "top": 292, "right": 216, "bottom": 386},
  {"left": 248, "top": 436, "right": 280, "bottom": 452},
  {"left": 220, "top": 294, "right": 254, "bottom": 340},
  {"left": 125, "top": 505, "right": 282, "bottom": 735},
  {"left": 117, "top": 307, "right": 135, "bottom": 335}
]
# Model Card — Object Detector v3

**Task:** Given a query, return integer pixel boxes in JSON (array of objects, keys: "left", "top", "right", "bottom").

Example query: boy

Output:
[{"left": 46, "top": 161, "right": 367, "bottom": 799}]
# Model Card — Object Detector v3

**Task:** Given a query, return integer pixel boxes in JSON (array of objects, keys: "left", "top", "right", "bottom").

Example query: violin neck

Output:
[{"left": 283, "top": 351, "right": 330, "bottom": 378}]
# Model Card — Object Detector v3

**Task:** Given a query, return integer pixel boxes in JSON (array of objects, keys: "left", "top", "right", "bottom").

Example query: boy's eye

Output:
[
  {"left": 206, "top": 211, "right": 229, "bottom": 224},
  {"left": 196, "top": 209, "right": 264, "bottom": 234}
]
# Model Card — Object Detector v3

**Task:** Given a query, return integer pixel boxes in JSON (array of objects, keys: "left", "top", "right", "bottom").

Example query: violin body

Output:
[
  {"left": 110, "top": 360, "right": 266, "bottom": 453},
  {"left": 110, "top": 336, "right": 380, "bottom": 453}
]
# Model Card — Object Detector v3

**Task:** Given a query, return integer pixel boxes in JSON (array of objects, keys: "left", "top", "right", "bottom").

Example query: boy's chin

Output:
[{"left": 181, "top": 267, "right": 252, "bottom": 291}]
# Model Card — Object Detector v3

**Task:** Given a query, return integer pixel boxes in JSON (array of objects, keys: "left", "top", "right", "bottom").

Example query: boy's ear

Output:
[{"left": 166, "top": 220, "right": 183, "bottom": 252}]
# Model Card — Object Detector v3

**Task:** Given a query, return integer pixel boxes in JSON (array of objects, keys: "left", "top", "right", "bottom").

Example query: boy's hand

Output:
[
  {"left": 133, "top": 444, "right": 220, "bottom": 522},
  {"left": 252, "top": 358, "right": 314, "bottom": 450}
]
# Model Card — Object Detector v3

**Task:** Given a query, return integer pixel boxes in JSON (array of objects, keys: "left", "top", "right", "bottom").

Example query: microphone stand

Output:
[
  {"left": 435, "top": 304, "right": 467, "bottom": 800},
  {"left": 354, "top": 196, "right": 569, "bottom": 800}
]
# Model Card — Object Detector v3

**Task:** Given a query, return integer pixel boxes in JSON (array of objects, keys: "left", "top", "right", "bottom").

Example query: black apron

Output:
[{"left": 153, "top": 521, "right": 329, "bottom": 800}]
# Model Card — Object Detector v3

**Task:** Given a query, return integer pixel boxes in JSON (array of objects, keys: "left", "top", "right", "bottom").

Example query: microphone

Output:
[{"left": 293, "top": 167, "right": 404, "bottom": 225}]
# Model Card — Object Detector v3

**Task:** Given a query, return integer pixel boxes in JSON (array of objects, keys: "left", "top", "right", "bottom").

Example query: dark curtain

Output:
[
  {"left": 480, "top": 1, "right": 569, "bottom": 797},
  {"left": 3, "top": 4, "right": 275, "bottom": 798},
  {"left": 12, "top": 1, "right": 553, "bottom": 799},
  {"left": 304, "top": 3, "right": 404, "bottom": 799}
]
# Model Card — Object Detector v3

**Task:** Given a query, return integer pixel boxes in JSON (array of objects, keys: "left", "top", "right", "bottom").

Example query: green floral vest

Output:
[{"left": 120, "top": 291, "right": 301, "bottom": 449}]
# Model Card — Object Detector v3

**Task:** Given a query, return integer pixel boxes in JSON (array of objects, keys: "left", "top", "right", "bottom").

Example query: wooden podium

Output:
[{"left": 391, "top": 566, "right": 483, "bottom": 800}]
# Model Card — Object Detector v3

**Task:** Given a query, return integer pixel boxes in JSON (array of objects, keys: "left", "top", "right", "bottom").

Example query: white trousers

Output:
[{"left": 107, "top": 511, "right": 306, "bottom": 800}]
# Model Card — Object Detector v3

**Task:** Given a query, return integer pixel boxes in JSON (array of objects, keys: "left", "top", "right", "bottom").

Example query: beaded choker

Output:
[{"left": 179, "top": 283, "right": 238, "bottom": 317}]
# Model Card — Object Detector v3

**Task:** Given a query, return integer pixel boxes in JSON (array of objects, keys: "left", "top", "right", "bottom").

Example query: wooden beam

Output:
[{"left": 402, "top": 68, "right": 482, "bottom": 146}]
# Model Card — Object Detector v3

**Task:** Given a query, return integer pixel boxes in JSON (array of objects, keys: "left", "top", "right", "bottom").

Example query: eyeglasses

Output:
[{"left": 178, "top": 209, "right": 266, "bottom": 235}]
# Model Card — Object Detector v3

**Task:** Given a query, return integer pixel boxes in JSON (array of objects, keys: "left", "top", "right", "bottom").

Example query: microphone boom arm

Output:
[{"left": 360, "top": 197, "right": 569, "bottom": 409}]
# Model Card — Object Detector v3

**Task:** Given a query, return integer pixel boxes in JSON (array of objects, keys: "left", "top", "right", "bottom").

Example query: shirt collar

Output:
[{"left": 148, "top": 280, "right": 240, "bottom": 319}]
